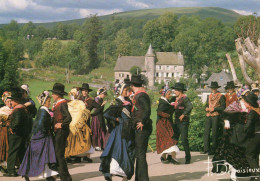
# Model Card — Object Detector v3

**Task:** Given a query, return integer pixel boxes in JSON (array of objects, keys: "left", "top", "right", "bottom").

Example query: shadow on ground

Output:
[
  {"left": 150, "top": 171, "right": 207, "bottom": 181},
  {"left": 71, "top": 171, "right": 102, "bottom": 180}
]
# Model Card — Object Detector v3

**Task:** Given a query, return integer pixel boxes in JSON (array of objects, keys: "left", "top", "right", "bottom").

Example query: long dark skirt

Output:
[
  {"left": 99, "top": 117, "right": 135, "bottom": 180},
  {"left": 18, "top": 131, "right": 56, "bottom": 177},
  {"left": 156, "top": 118, "right": 178, "bottom": 154},
  {"left": 91, "top": 116, "right": 107, "bottom": 149},
  {"left": 212, "top": 129, "right": 250, "bottom": 177}
]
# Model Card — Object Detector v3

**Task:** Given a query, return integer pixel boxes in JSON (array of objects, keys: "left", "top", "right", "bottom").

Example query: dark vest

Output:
[{"left": 53, "top": 100, "right": 67, "bottom": 125}]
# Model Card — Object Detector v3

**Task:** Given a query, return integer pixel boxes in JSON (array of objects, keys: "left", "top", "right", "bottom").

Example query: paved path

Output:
[{"left": 0, "top": 151, "right": 251, "bottom": 181}]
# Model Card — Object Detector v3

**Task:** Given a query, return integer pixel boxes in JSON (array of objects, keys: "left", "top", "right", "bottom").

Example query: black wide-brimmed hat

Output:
[
  {"left": 225, "top": 81, "right": 238, "bottom": 89},
  {"left": 129, "top": 75, "right": 144, "bottom": 87},
  {"left": 208, "top": 81, "right": 221, "bottom": 88},
  {"left": 171, "top": 82, "right": 187, "bottom": 91},
  {"left": 49, "top": 83, "right": 68, "bottom": 96},
  {"left": 242, "top": 92, "right": 259, "bottom": 108},
  {"left": 124, "top": 78, "right": 130, "bottom": 85},
  {"left": 7, "top": 87, "right": 23, "bottom": 101},
  {"left": 79, "top": 83, "right": 92, "bottom": 92}
]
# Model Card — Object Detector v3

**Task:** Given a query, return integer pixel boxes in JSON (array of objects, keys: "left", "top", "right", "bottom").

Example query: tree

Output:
[
  {"left": 20, "top": 21, "right": 35, "bottom": 38},
  {"left": 0, "top": 54, "right": 19, "bottom": 93},
  {"left": 33, "top": 26, "right": 50, "bottom": 39},
  {"left": 55, "top": 23, "right": 67, "bottom": 40},
  {"left": 0, "top": 39, "right": 5, "bottom": 82},
  {"left": 3, "top": 20, "right": 20, "bottom": 40},
  {"left": 114, "top": 29, "right": 131, "bottom": 56},
  {"left": 130, "top": 66, "right": 142, "bottom": 75},
  {"left": 234, "top": 15, "right": 260, "bottom": 44},
  {"left": 37, "top": 40, "right": 62, "bottom": 67},
  {"left": 82, "top": 15, "right": 102, "bottom": 72},
  {"left": 143, "top": 12, "right": 178, "bottom": 52}
]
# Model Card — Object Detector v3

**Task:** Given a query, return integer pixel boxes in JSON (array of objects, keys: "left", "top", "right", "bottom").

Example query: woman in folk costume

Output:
[
  {"left": 212, "top": 86, "right": 251, "bottom": 181},
  {"left": 99, "top": 83, "right": 135, "bottom": 181},
  {"left": 0, "top": 91, "right": 13, "bottom": 173},
  {"left": 91, "top": 87, "right": 108, "bottom": 151},
  {"left": 18, "top": 91, "right": 58, "bottom": 181},
  {"left": 65, "top": 88, "right": 94, "bottom": 162},
  {"left": 156, "top": 88, "right": 179, "bottom": 164},
  {"left": 242, "top": 92, "right": 260, "bottom": 180}
]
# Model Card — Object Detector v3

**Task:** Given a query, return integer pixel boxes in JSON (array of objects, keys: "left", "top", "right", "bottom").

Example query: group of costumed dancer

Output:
[{"left": 0, "top": 77, "right": 259, "bottom": 181}]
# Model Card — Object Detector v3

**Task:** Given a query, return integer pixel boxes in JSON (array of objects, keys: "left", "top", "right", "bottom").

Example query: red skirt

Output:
[
  {"left": 156, "top": 119, "right": 177, "bottom": 154},
  {"left": 0, "top": 127, "right": 9, "bottom": 161}
]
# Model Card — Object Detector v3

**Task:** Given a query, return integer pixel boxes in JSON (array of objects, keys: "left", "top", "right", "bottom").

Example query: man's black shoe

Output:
[
  {"left": 3, "top": 172, "right": 19, "bottom": 177},
  {"left": 185, "top": 160, "right": 191, "bottom": 164},
  {"left": 83, "top": 157, "right": 93, "bottom": 163},
  {"left": 74, "top": 157, "right": 81, "bottom": 163}
]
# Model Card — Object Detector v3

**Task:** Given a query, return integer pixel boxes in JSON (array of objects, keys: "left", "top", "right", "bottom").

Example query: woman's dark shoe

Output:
[
  {"left": 160, "top": 157, "right": 170, "bottom": 164},
  {"left": 0, "top": 166, "right": 7, "bottom": 173},
  {"left": 23, "top": 176, "right": 30, "bottom": 181},
  {"left": 83, "top": 157, "right": 93, "bottom": 163},
  {"left": 46, "top": 176, "right": 56, "bottom": 181},
  {"left": 105, "top": 176, "right": 112, "bottom": 181},
  {"left": 3, "top": 172, "right": 19, "bottom": 177},
  {"left": 167, "top": 156, "right": 180, "bottom": 165}
]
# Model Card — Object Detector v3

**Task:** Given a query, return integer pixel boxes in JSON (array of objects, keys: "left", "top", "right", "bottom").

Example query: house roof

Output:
[
  {"left": 200, "top": 70, "right": 233, "bottom": 93},
  {"left": 156, "top": 52, "right": 184, "bottom": 65},
  {"left": 114, "top": 56, "right": 145, "bottom": 72}
]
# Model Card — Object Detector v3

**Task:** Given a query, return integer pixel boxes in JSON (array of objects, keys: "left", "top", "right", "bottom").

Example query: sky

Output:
[{"left": 0, "top": 0, "right": 259, "bottom": 24}]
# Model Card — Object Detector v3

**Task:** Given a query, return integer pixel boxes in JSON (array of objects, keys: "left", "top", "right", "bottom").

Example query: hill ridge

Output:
[{"left": 0, "top": 7, "right": 241, "bottom": 28}]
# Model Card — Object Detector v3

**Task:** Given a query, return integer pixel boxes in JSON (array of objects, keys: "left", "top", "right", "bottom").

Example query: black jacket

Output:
[
  {"left": 157, "top": 98, "right": 175, "bottom": 124},
  {"left": 131, "top": 92, "right": 152, "bottom": 128},
  {"left": 174, "top": 96, "right": 193, "bottom": 123},
  {"left": 245, "top": 110, "right": 260, "bottom": 137},
  {"left": 9, "top": 105, "right": 31, "bottom": 137}
]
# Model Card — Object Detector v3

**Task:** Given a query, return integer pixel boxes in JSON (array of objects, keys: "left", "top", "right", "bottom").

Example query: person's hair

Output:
[{"left": 53, "top": 93, "right": 63, "bottom": 98}]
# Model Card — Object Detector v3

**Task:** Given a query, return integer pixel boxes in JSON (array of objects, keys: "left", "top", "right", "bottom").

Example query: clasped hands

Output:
[{"left": 205, "top": 107, "right": 214, "bottom": 112}]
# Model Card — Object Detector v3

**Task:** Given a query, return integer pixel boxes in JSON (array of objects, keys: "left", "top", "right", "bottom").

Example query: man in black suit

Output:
[
  {"left": 4, "top": 88, "right": 31, "bottom": 177},
  {"left": 129, "top": 75, "right": 152, "bottom": 181},
  {"left": 172, "top": 83, "right": 193, "bottom": 164},
  {"left": 50, "top": 83, "right": 72, "bottom": 181}
]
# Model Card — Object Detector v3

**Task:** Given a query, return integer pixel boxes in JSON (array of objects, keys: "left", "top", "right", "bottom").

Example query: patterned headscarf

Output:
[
  {"left": 97, "top": 87, "right": 107, "bottom": 96},
  {"left": 36, "top": 90, "right": 50, "bottom": 106},
  {"left": 2, "top": 91, "right": 11, "bottom": 103},
  {"left": 236, "top": 85, "right": 250, "bottom": 99},
  {"left": 21, "top": 84, "right": 30, "bottom": 95},
  {"left": 119, "top": 83, "right": 129, "bottom": 96},
  {"left": 69, "top": 88, "right": 79, "bottom": 100}
]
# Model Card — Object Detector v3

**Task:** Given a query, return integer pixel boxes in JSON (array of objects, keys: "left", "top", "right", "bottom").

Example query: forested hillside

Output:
[{"left": 0, "top": 7, "right": 259, "bottom": 91}]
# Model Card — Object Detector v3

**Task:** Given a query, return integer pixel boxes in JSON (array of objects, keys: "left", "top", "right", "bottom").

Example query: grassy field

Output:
[{"left": 21, "top": 67, "right": 159, "bottom": 150}]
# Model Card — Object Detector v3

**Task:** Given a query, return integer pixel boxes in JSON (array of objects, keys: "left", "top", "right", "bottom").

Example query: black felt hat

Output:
[
  {"left": 7, "top": 87, "right": 23, "bottom": 101},
  {"left": 124, "top": 78, "right": 130, "bottom": 85},
  {"left": 225, "top": 81, "right": 238, "bottom": 89},
  {"left": 49, "top": 83, "right": 68, "bottom": 96},
  {"left": 242, "top": 92, "right": 259, "bottom": 108},
  {"left": 208, "top": 81, "right": 221, "bottom": 88},
  {"left": 171, "top": 82, "right": 187, "bottom": 91},
  {"left": 79, "top": 83, "right": 92, "bottom": 92},
  {"left": 129, "top": 75, "right": 144, "bottom": 87}
]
